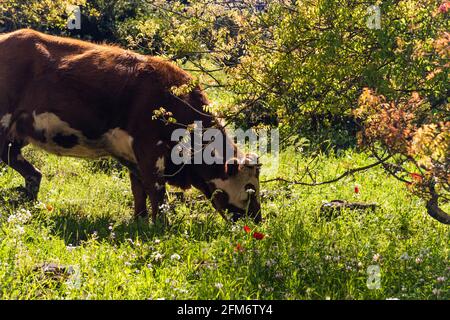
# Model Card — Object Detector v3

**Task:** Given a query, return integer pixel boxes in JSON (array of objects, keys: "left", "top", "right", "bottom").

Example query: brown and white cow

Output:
[{"left": 0, "top": 29, "right": 261, "bottom": 223}]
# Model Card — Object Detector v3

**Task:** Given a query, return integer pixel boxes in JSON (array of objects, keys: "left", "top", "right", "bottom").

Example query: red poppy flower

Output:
[
  {"left": 235, "top": 243, "right": 244, "bottom": 252},
  {"left": 252, "top": 232, "right": 265, "bottom": 240},
  {"left": 243, "top": 225, "right": 251, "bottom": 233},
  {"left": 354, "top": 186, "right": 360, "bottom": 194}
]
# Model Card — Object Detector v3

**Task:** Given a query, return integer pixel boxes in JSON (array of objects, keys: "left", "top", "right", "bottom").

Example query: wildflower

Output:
[
  {"left": 234, "top": 243, "right": 244, "bottom": 252},
  {"left": 15, "top": 226, "right": 25, "bottom": 234},
  {"left": 243, "top": 225, "right": 251, "bottom": 233},
  {"left": 108, "top": 225, "right": 113, "bottom": 231},
  {"left": 265, "top": 259, "right": 276, "bottom": 267},
  {"left": 354, "top": 185, "right": 360, "bottom": 194},
  {"left": 436, "top": 276, "right": 445, "bottom": 283},
  {"left": 386, "top": 298, "right": 400, "bottom": 300},
  {"left": 170, "top": 254, "right": 181, "bottom": 261},
  {"left": 415, "top": 257, "right": 423, "bottom": 264},
  {"left": 400, "top": 253, "right": 410, "bottom": 260},
  {"left": 432, "top": 288, "right": 441, "bottom": 295},
  {"left": 252, "top": 232, "right": 265, "bottom": 240},
  {"left": 152, "top": 252, "right": 163, "bottom": 262},
  {"left": 372, "top": 253, "right": 381, "bottom": 262},
  {"left": 214, "top": 282, "right": 223, "bottom": 289},
  {"left": 230, "top": 225, "right": 239, "bottom": 232},
  {"left": 154, "top": 238, "right": 161, "bottom": 244},
  {"left": 8, "top": 209, "right": 32, "bottom": 224},
  {"left": 46, "top": 204, "right": 54, "bottom": 212}
]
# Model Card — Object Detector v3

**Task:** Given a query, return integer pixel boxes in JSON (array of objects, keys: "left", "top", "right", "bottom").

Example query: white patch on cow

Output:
[
  {"left": 155, "top": 156, "right": 165, "bottom": 174},
  {"left": 156, "top": 140, "right": 163, "bottom": 146},
  {"left": 209, "top": 171, "right": 259, "bottom": 210},
  {"left": 0, "top": 113, "right": 12, "bottom": 129},
  {"left": 29, "top": 111, "right": 137, "bottom": 162},
  {"left": 104, "top": 128, "right": 136, "bottom": 163},
  {"left": 30, "top": 111, "right": 106, "bottom": 158}
]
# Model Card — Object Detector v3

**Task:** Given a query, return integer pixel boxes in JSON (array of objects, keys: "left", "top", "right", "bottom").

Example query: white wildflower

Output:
[
  {"left": 170, "top": 254, "right": 181, "bottom": 261},
  {"left": 400, "top": 253, "right": 410, "bottom": 260},
  {"left": 372, "top": 253, "right": 381, "bottom": 262},
  {"left": 265, "top": 259, "right": 276, "bottom": 267},
  {"left": 152, "top": 252, "right": 163, "bottom": 261}
]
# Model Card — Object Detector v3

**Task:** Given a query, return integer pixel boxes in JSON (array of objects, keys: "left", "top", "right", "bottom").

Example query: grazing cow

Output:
[{"left": 0, "top": 29, "right": 261, "bottom": 223}]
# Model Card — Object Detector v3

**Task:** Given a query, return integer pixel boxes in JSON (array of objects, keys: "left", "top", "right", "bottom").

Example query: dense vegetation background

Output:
[{"left": 0, "top": 0, "right": 448, "bottom": 299}]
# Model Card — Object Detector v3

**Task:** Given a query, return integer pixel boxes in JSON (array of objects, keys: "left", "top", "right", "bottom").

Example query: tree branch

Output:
[{"left": 261, "top": 155, "right": 391, "bottom": 186}]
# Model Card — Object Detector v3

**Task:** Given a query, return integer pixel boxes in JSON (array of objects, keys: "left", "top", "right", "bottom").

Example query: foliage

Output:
[
  {"left": 109, "top": 0, "right": 449, "bottom": 133},
  {"left": 355, "top": 24, "right": 449, "bottom": 224},
  {"left": 2, "top": 1, "right": 448, "bottom": 131}
]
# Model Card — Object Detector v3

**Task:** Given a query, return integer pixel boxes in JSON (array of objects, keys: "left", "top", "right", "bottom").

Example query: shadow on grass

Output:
[
  {"left": 41, "top": 201, "right": 229, "bottom": 247},
  {"left": 43, "top": 210, "right": 166, "bottom": 246}
]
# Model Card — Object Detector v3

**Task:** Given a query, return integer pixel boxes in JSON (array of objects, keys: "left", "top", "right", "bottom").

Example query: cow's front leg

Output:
[
  {"left": 147, "top": 178, "right": 166, "bottom": 224},
  {"left": 129, "top": 172, "right": 148, "bottom": 218},
  {"left": 133, "top": 140, "right": 168, "bottom": 223}
]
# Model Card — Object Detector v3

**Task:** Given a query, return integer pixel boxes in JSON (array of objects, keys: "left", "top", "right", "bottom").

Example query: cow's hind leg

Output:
[{"left": 1, "top": 141, "right": 42, "bottom": 201}]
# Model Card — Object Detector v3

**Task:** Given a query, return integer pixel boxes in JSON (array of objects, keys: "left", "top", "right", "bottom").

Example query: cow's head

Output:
[
  {"left": 167, "top": 87, "right": 262, "bottom": 222},
  {"left": 208, "top": 153, "right": 262, "bottom": 223}
]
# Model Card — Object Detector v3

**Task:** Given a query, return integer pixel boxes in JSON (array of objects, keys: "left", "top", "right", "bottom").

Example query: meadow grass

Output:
[{"left": 0, "top": 146, "right": 448, "bottom": 299}]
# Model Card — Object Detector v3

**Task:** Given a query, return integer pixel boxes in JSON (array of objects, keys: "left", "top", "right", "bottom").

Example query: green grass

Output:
[{"left": 0, "top": 146, "right": 448, "bottom": 299}]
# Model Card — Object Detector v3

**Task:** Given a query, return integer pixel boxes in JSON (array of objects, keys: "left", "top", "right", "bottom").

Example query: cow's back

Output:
[
  {"left": 0, "top": 29, "right": 192, "bottom": 107},
  {"left": 0, "top": 29, "right": 197, "bottom": 163}
]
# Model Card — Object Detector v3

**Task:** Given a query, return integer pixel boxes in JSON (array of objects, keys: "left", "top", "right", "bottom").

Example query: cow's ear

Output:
[{"left": 225, "top": 159, "right": 240, "bottom": 176}]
